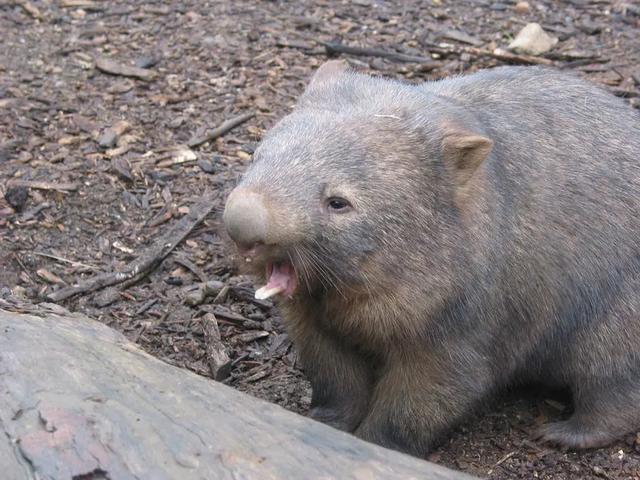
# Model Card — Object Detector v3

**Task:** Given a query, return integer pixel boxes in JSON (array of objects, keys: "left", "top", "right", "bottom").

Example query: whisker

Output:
[
  {"left": 307, "top": 239, "right": 351, "bottom": 299},
  {"left": 290, "top": 247, "right": 313, "bottom": 294},
  {"left": 294, "top": 243, "right": 332, "bottom": 292},
  {"left": 298, "top": 245, "right": 336, "bottom": 293}
]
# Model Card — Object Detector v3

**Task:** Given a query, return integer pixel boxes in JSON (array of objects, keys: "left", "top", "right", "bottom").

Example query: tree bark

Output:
[{"left": 0, "top": 308, "right": 477, "bottom": 480}]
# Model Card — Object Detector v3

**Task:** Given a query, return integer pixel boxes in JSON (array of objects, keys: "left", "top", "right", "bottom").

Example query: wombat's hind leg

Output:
[
  {"left": 535, "top": 418, "right": 619, "bottom": 450},
  {"left": 535, "top": 385, "right": 639, "bottom": 449}
]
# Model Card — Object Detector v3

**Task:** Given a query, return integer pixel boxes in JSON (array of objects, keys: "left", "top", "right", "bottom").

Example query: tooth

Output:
[{"left": 255, "top": 285, "right": 284, "bottom": 300}]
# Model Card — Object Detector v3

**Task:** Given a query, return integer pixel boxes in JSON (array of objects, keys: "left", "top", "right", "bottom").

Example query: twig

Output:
[
  {"left": 134, "top": 298, "right": 158, "bottom": 316},
  {"left": 559, "top": 57, "right": 610, "bottom": 69},
  {"left": 12, "top": 253, "right": 34, "bottom": 283},
  {"left": 494, "top": 451, "right": 516, "bottom": 467},
  {"left": 132, "top": 321, "right": 150, "bottom": 343},
  {"left": 47, "top": 191, "right": 218, "bottom": 302},
  {"left": 187, "top": 112, "right": 255, "bottom": 148},
  {"left": 545, "top": 51, "right": 601, "bottom": 62},
  {"left": 32, "top": 251, "right": 99, "bottom": 270},
  {"left": 322, "top": 41, "right": 439, "bottom": 69},
  {"left": 320, "top": 42, "right": 554, "bottom": 68},
  {"left": 467, "top": 47, "right": 555, "bottom": 66},
  {"left": 610, "top": 88, "right": 640, "bottom": 98},
  {"left": 421, "top": 41, "right": 555, "bottom": 66},
  {"left": 276, "top": 38, "right": 315, "bottom": 51},
  {"left": 7, "top": 180, "right": 78, "bottom": 192}
]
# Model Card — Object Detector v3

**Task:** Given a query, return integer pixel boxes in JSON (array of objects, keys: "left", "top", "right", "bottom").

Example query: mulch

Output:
[{"left": 1, "top": 1, "right": 639, "bottom": 478}]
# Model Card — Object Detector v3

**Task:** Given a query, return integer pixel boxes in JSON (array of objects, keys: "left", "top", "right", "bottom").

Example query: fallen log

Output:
[{"left": 0, "top": 308, "right": 478, "bottom": 479}]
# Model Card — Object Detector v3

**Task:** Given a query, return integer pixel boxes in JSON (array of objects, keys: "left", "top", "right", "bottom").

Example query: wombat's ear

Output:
[
  {"left": 442, "top": 128, "right": 493, "bottom": 188},
  {"left": 308, "top": 60, "right": 349, "bottom": 88}
]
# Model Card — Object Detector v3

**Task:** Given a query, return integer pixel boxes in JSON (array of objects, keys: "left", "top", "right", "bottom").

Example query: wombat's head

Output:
[{"left": 224, "top": 61, "right": 493, "bottom": 305}]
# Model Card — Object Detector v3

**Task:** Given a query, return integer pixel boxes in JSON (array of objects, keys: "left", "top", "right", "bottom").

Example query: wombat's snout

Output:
[{"left": 223, "top": 188, "right": 269, "bottom": 250}]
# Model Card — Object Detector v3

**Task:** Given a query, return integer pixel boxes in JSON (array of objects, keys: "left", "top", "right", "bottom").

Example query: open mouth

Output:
[{"left": 254, "top": 261, "right": 298, "bottom": 300}]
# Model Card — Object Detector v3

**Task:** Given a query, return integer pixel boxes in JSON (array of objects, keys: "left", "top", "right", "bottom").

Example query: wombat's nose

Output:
[{"left": 223, "top": 188, "right": 269, "bottom": 249}]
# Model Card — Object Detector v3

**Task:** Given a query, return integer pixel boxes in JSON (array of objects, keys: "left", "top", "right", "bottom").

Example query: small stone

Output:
[
  {"left": 167, "top": 116, "right": 185, "bottom": 129},
  {"left": 134, "top": 54, "right": 161, "bottom": 69},
  {"left": 591, "top": 466, "right": 608, "bottom": 478},
  {"left": 165, "top": 276, "right": 184, "bottom": 286},
  {"left": 4, "top": 186, "right": 28, "bottom": 211},
  {"left": 508, "top": 23, "right": 558, "bottom": 56},
  {"left": 98, "top": 120, "right": 130, "bottom": 149},
  {"left": 514, "top": 1, "right": 530, "bottom": 14},
  {"left": 197, "top": 158, "right": 217, "bottom": 174},
  {"left": 93, "top": 287, "right": 120, "bottom": 307},
  {"left": 490, "top": 2, "right": 509, "bottom": 11},
  {"left": 579, "top": 19, "right": 604, "bottom": 35},
  {"left": 241, "top": 143, "right": 257, "bottom": 154}
]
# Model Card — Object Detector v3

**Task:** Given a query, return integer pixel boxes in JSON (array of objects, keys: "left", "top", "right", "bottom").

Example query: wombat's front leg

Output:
[
  {"left": 355, "top": 349, "right": 491, "bottom": 456},
  {"left": 288, "top": 318, "right": 374, "bottom": 432}
]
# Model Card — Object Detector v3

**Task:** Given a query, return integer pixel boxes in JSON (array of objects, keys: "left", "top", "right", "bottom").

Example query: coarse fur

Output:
[{"left": 224, "top": 63, "right": 640, "bottom": 457}]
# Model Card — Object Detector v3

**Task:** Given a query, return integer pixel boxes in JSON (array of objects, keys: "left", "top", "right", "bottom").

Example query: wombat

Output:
[{"left": 223, "top": 61, "right": 640, "bottom": 457}]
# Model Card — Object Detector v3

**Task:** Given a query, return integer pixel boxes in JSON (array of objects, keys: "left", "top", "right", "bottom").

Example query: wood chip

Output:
[
  {"left": 211, "top": 306, "right": 250, "bottom": 325},
  {"left": 36, "top": 269, "right": 65, "bottom": 285},
  {"left": 59, "top": 0, "right": 103, "bottom": 10},
  {"left": 201, "top": 313, "right": 232, "bottom": 380},
  {"left": 156, "top": 147, "right": 197, "bottom": 168},
  {"left": 20, "top": 2, "right": 43, "bottom": 19},
  {"left": 97, "top": 120, "right": 131, "bottom": 149},
  {"left": 236, "top": 331, "right": 270, "bottom": 343},
  {"left": 438, "top": 29, "right": 484, "bottom": 47},
  {"left": 184, "top": 280, "right": 225, "bottom": 306},
  {"left": 58, "top": 135, "right": 88, "bottom": 146},
  {"left": 95, "top": 57, "right": 157, "bottom": 81}
]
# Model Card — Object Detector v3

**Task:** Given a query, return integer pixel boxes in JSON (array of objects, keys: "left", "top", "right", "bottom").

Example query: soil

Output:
[{"left": 1, "top": 0, "right": 640, "bottom": 478}]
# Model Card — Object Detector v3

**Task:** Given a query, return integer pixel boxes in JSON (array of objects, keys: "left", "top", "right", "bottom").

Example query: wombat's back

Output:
[
  {"left": 426, "top": 67, "right": 639, "bottom": 172},
  {"left": 429, "top": 68, "right": 640, "bottom": 382}
]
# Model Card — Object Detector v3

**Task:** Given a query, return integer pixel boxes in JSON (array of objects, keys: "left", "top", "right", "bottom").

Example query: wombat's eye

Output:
[{"left": 326, "top": 197, "right": 352, "bottom": 213}]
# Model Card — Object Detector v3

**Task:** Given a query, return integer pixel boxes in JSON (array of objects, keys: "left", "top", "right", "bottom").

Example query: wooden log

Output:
[
  {"left": 0, "top": 309, "right": 478, "bottom": 480},
  {"left": 0, "top": 431, "right": 30, "bottom": 478}
]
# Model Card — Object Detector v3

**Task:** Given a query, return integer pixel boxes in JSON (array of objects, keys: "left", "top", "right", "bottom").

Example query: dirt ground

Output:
[{"left": 1, "top": 0, "right": 640, "bottom": 478}]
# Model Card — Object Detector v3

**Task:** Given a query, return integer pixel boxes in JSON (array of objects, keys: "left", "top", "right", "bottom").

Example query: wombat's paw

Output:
[
  {"left": 535, "top": 420, "right": 617, "bottom": 450},
  {"left": 308, "top": 406, "right": 354, "bottom": 432},
  {"left": 355, "top": 421, "right": 431, "bottom": 457}
]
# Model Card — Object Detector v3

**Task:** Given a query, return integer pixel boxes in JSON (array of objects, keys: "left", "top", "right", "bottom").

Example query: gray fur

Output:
[{"left": 223, "top": 65, "right": 640, "bottom": 456}]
